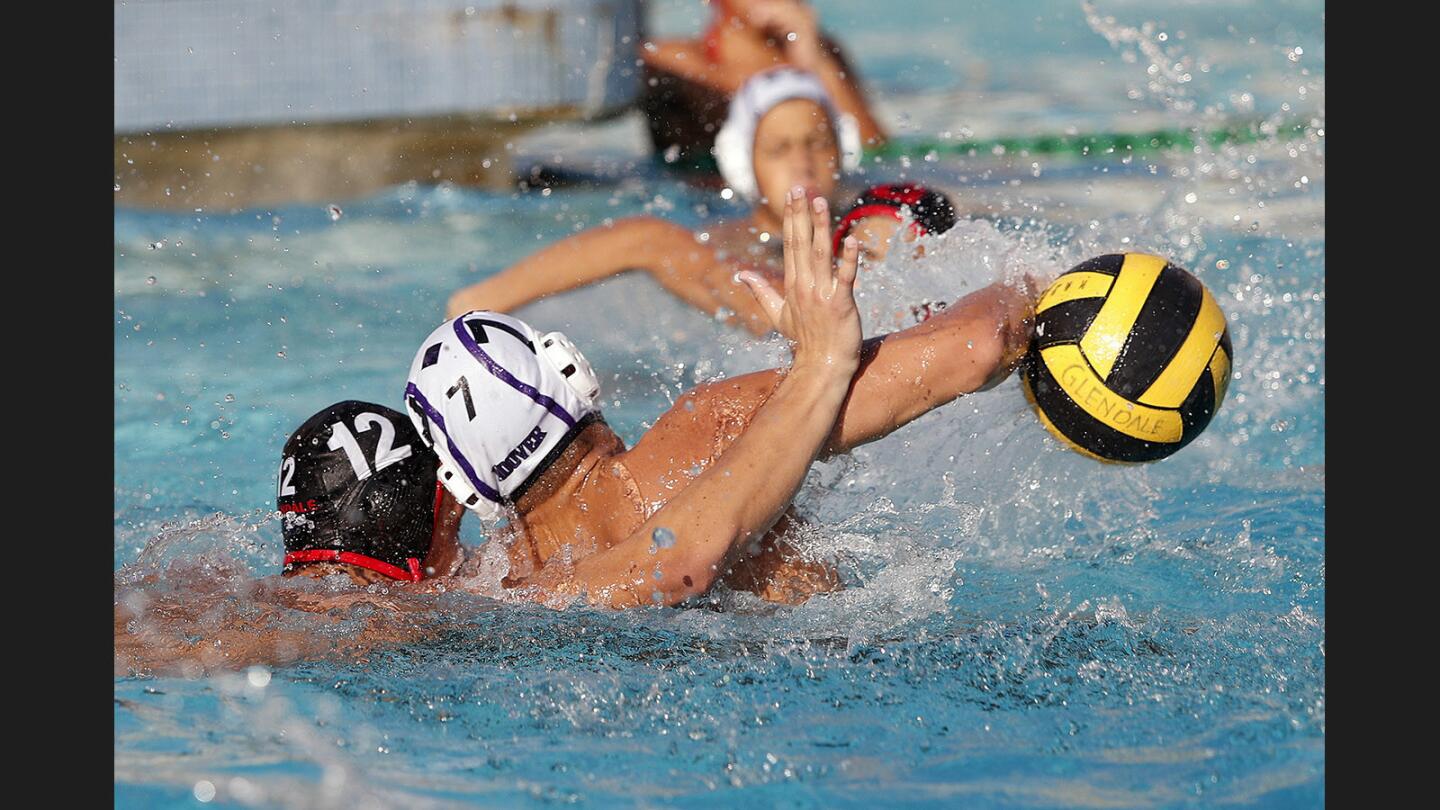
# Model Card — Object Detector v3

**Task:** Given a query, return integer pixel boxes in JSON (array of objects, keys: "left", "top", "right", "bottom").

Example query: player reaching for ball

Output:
[
  {"left": 267, "top": 201, "right": 1234, "bottom": 613},
  {"left": 119, "top": 204, "right": 1239, "bottom": 676},
  {"left": 408, "top": 188, "right": 1041, "bottom": 608},
  {"left": 411, "top": 238, "right": 1232, "bottom": 608}
]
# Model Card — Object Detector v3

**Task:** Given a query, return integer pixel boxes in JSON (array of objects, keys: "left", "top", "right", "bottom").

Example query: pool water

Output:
[{"left": 115, "top": 1, "right": 1323, "bottom": 806}]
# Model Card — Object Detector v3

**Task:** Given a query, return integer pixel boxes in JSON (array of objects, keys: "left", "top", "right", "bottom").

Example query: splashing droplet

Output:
[{"left": 146, "top": 276, "right": 157, "bottom": 285}]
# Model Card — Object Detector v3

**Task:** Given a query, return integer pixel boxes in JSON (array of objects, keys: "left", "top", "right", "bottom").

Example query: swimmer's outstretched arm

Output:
[
  {"left": 732, "top": 271, "right": 1037, "bottom": 456},
  {"left": 527, "top": 191, "right": 862, "bottom": 608},
  {"left": 823, "top": 274, "right": 1038, "bottom": 453},
  {"left": 446, "top": 216, "right": 726, "bottom": 319},
  {"left": 631, "top": 248, "right": 1037, "bottom": 484}
]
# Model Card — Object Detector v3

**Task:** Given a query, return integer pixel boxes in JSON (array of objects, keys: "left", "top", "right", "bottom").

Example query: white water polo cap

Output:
[
  {"left": 713, "top": 66, "right": 863, "bottom": 201},
  {"left": 404, "top": 311, "right": 601, "bottom": 520}
]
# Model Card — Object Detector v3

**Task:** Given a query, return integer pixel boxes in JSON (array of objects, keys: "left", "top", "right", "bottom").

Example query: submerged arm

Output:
[{"left": 114, "top": 579, "right": 439, "bottom": 676}]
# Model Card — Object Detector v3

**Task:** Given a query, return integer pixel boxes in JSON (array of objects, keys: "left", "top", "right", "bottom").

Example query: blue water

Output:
[{"left": 115, "top": 1, "right": 1323, "bottom": 806}]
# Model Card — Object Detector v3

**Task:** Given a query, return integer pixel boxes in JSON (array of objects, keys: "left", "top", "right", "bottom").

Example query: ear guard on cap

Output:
[
  {"left": 836, "top": 114, "right": 863, "bottom": 173},
  {"left": 537, "top": 331, "right": 601, "bottom": 405}
]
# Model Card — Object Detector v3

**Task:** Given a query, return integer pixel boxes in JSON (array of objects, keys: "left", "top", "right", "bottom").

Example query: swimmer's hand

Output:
[
  {"left": 738, "top": 188, "right": 862, "bottom": 374},
  {"left": 746, "top": 0, "right": 823, "bottom": 69}
]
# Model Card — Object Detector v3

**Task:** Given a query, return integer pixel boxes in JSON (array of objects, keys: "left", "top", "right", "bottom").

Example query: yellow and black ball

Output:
[{"left": 1022, "top": 253, "right": 1232, "bottom": 463}]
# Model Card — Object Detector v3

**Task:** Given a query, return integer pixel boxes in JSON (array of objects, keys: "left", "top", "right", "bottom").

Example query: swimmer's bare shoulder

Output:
[{"left": 622, "top": 373, "right": 783, "bottom": 482}]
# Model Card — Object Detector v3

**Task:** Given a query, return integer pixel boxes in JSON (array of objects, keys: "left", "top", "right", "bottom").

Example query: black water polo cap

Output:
[{"left": 278, "top": 400, "right": 440, "bottom": 581}]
